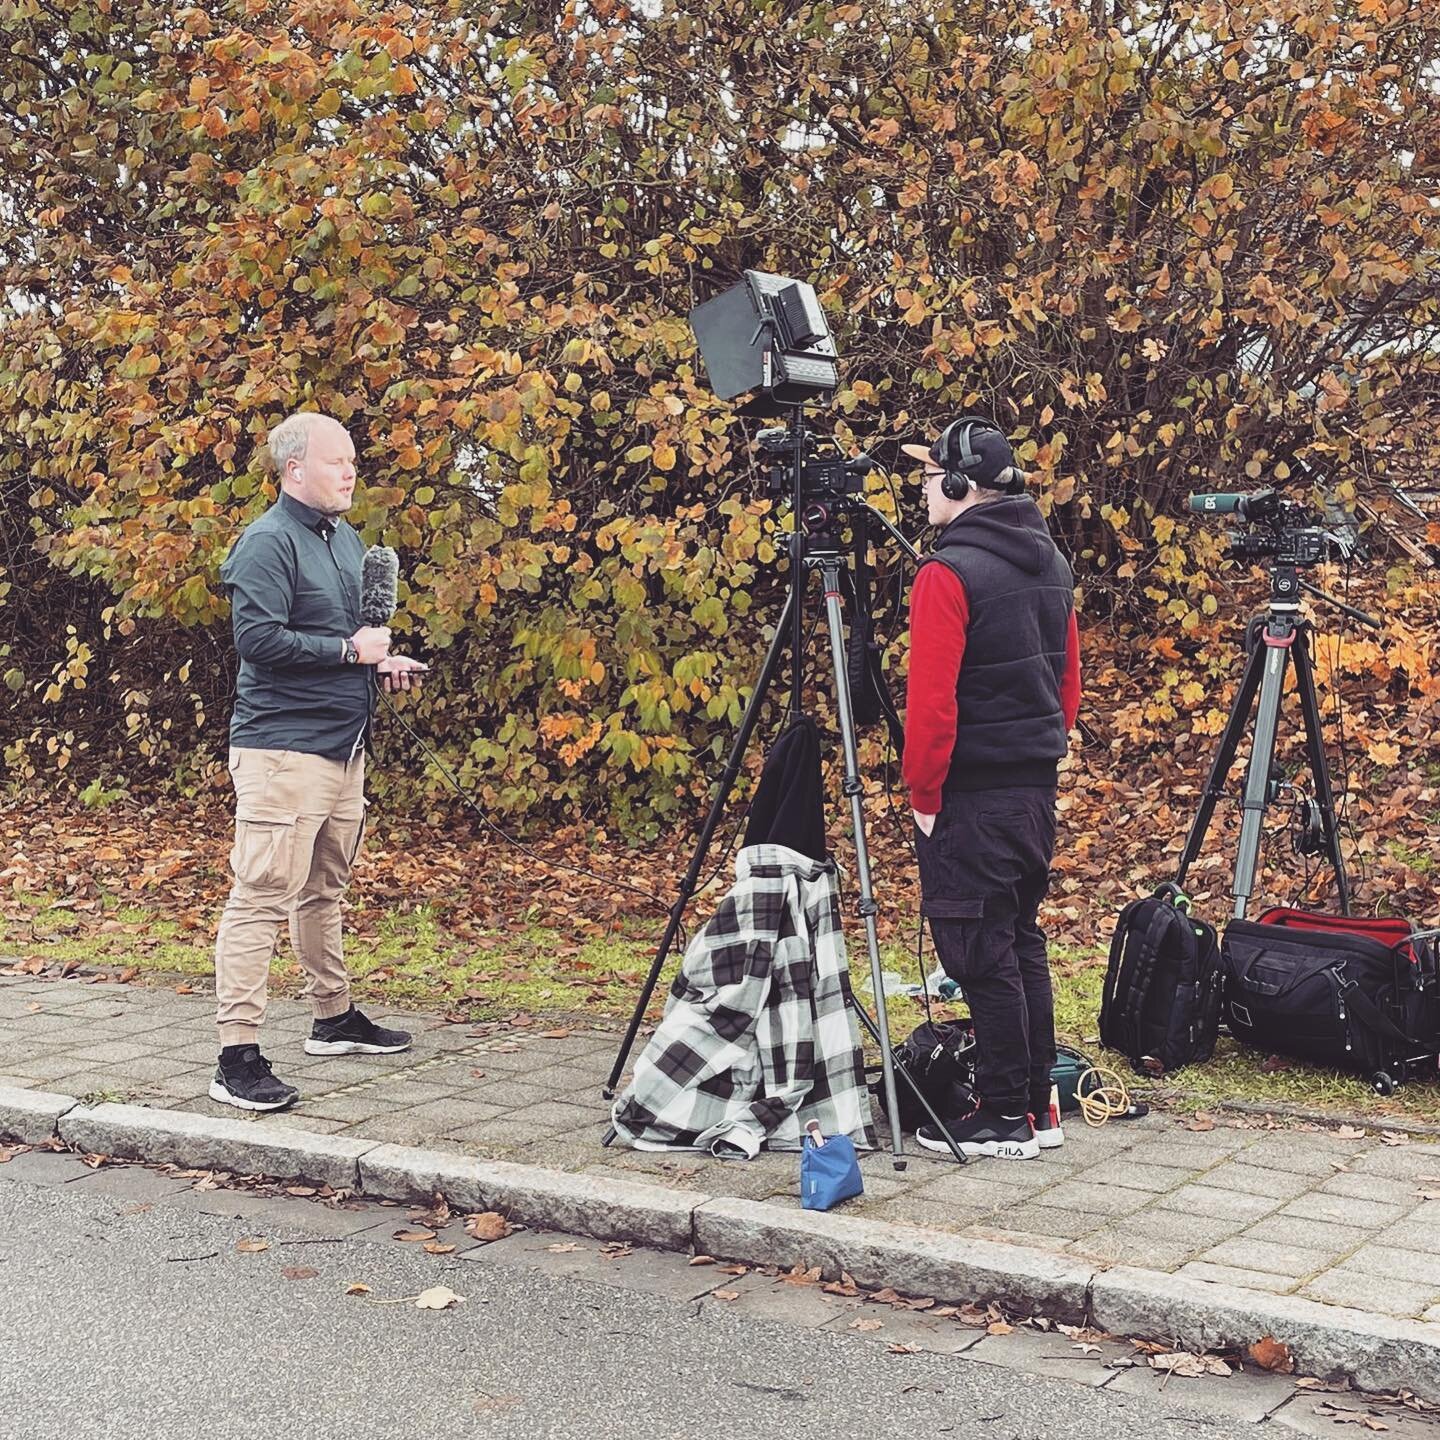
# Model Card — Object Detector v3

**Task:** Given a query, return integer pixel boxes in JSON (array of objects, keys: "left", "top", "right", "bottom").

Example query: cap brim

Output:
[{"left": 900, "top": 443, "right": 934, "bottom": 464}]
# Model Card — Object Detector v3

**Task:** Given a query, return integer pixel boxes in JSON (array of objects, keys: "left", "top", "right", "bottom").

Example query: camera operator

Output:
[
  {"left": 901, "top": 418, "right": 1081, "bottom": 1159},
  {"left": 209, "top": 411, "right": 428, "bottom": 1111}
]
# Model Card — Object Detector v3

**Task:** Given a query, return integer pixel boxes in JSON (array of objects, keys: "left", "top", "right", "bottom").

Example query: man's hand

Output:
[
  {"left": 913, "top": 809, "right": 937, "bottom": 837},
  {"left": 350, "top": 626, "right": 392, "bottom": 665},
  {"left": 377, "top": 654, "right": 428, "bottom": 693}
]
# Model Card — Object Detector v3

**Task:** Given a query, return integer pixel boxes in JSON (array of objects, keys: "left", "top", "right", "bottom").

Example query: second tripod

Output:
[{"left": 1174, "top": 557, "right": 1380, "bottom": 918}]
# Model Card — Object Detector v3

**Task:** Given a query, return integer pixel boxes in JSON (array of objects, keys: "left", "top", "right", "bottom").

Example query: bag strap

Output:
[
  {"left": 1117, "top": 901, "right": 1180, "bottom": 1045},
  {"left": 1337, "top": 973, "right": 1422, "bottom": 1049}
]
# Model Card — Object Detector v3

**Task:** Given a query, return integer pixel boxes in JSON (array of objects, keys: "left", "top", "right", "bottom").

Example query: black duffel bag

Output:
[
  {"left": 1100, "top": 886, "right": 1224, "bottom": 1077},
  {"left": 1221, "top": 908, "right": 1440, "bottom": 1089}
]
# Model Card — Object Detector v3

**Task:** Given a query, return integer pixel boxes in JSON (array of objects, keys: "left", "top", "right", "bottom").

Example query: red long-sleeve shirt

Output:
[{"left": 902, "top": 563, "right": 1081, "bottom": 814}]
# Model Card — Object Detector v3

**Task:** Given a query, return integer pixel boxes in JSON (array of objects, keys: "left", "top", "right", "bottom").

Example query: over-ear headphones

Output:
[{"left": 934, "top": 415, "right": 1007, "bottom": 501}]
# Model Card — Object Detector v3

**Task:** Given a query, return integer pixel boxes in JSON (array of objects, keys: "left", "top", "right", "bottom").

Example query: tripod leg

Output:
[
  {"left": 1232, "top": 631, "right": 1293, "bottom": 919},
  {"left": 1292, "top": 629, "right": 1351, "bottom": 914},
  {"left": 602, "top": 584, "right": 797, "bottom": 1098},
  {"left": 819, "top": 557, "right": 908, "bottom": 1169},
  {"left": 849, "top": 998, "right": 966, "bottom": 1164},
  {"left": 1175, "top": 627, "right": 1267, "bottom": 892}
]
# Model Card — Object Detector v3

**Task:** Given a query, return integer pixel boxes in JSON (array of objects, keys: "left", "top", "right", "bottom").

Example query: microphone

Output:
[
  {"left": 360, "top": 546, "right": 398, "bottom": 625},
  {"left": 1188, "top": 492, "right": 1246, "bottom": 514},
  {"left": 1188, "top": 488, "right": 1277, "bottom": 520}
]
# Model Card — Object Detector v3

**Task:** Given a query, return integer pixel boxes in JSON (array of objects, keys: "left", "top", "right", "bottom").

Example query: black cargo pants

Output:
[{"left": 915, "top": 785, "right": 1058, "bottom": 1114}]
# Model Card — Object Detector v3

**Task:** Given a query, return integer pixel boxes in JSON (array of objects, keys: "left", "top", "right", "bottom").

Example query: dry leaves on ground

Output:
[
  {"left": 392, "top": 1229, "right": 437, "bottom": 1243},
  {"left": 234, "top": 1238, "right": 269, "bottom": 1254},
  {"left": 1314, "top": 1405, "right": 1389, "bottom": 1430},
  {"left": 282, "top": 1266, "right": 318, "bottom": 1281},
  {"left": 1152, "top": 1352, "right": 1233, "bottom": 1378},
  {"left": 414, "top": 1286, "right": 464, "bottom": 1310},
  {"left": 464, "top": 1212, "right": 512, "bottom": 1243},
  {"left": 1249, "top": 1336, "right": 1296, "bottom": 1374},
  {"left": 345, "top": 1284, "right": 371, "bottom": 1296}
]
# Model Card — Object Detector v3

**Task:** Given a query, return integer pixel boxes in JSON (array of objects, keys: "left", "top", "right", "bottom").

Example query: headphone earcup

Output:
[{"left": 940, "top": 471, "right": 969, "bottom": 502}]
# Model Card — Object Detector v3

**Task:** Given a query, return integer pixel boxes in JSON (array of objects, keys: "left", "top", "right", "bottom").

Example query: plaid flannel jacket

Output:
[{"left": 610, "top": 844, "right": 875, "bottom": 1156}]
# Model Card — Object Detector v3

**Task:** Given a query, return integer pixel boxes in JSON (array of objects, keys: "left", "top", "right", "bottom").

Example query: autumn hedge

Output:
[{"left": 1, "top": 0, "right": 1437, "bottom": 830}]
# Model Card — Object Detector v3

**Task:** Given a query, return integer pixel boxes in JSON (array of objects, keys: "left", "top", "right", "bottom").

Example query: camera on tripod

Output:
[
  {"left": 753, "top": 425, "right": 874, "bottom": 503},
  {"left": 1189, "top": 488, "right": 1346, "bottom": 569}
]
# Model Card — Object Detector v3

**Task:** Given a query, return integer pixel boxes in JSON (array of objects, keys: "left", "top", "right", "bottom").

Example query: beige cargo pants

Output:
[{"left": 214, "top": 747, "right": 367, "bottom": 1048}]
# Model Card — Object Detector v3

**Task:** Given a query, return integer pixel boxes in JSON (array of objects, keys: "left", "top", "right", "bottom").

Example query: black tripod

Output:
[
  {"left": 1174, "top": 559, "right": 1379, "bottom": 919},
  {"left": 601, "top": 414, "right": 965, "bottom": 1168}
]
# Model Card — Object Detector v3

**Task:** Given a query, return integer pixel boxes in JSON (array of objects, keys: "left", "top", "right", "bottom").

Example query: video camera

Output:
[
  {"left": 1188, "top": 489, "right": 1350, "bottom": 568},
  {"left": 754, "top": 424, "right": 874, "bottom": 505}
]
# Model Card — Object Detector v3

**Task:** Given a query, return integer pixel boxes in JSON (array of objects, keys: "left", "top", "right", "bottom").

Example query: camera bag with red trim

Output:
[{"left": 1220, "top": 908, "right": 1440, "bottom": 1094}]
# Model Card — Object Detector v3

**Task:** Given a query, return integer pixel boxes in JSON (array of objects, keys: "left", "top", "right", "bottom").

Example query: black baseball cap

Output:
[{"left": 901, "top": 419, "right": 1018, "bottom": 490}]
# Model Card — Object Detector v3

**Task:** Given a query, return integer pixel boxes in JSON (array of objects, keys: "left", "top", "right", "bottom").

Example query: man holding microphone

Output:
[{"left": 209, "top": 411, "right": 427, "bottom": 1111}]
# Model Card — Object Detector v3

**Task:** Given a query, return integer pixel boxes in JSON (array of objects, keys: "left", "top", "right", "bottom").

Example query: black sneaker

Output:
[
  {"left": 916, "top": 1102, "right": 1039, "bottom": 1160},
  {"left": 1030, "top": 1087, "right": 1065, "bottom": 1150},
  {"left": 210, "top": 1046, "right": 299, "bottom": 1112},
  {"left": 304, "top": 1005, "right": 412, "bottom": 1056}
]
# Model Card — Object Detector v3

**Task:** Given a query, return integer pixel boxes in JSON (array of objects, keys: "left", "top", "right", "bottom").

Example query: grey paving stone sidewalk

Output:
[{"left": 4, "top": 974, "right": 1440, "bottom": 1329}]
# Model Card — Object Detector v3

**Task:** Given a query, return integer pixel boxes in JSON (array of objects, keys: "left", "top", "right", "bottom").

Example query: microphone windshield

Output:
[{"left": 360, "top": 545, "right": 398, "bottom": 626}]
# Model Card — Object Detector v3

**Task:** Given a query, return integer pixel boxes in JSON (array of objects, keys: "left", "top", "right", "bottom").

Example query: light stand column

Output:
[{"left": 818, "top": 552, "right": 907, "bottom": 1169}]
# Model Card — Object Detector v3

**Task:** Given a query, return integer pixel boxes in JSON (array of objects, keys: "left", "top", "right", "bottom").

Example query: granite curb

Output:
[{"left": 4, "top": 1086, "right": 1439, "bottom": 1402}]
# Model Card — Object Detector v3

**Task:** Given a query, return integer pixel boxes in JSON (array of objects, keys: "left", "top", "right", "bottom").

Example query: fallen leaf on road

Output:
[
  {"left": 414, "top": 1286, "right": 463, "bottom": 1311},
  {"left": 868, "top": 1287, "right": 902, "bottom": 1306},
  {"left": 712, "top": 1290, "right": 740, "bottom": 1302},
  {"left": 423, "top": 1242, "right": 457, "bottom": 1255},
  {"left": 392, "top": 1229, "right": 437, "bottom": 1243},
  {"left": 282, "top": 1267, "right": 318, "bottom": 1281},
  {"left": 285, "top": 1186, "right": 317, "bottom": 1197},
  {"left": 849, "top": 1318, "right": 884, "bottom": 1332},
  {"left": 599, "top": 1242, "right": 632, "bottom": 1260},
  {"left": 717, "top": 1263, "right": 748, "bottom": 1275},
  {"left": 888, "top": 1343, "right": 922, "bottom": 1355},
  {"left": 987, "top": 1321, "right": 1014, "bottom": 1336},
  {"left": 1336, "top": 1126, "right": 1367, "bottom": 1140},
  {"left": 345, "top": 1284, "right": 371, "bottom": 1296},
  {"left": 1186, "top": 1114, "right": 1216, "bottom": 1132},
  {"left": 1315, "top": 1405, "right": 1388, "bottom": 1429},
  {"left": 1152, "top": 1352, "right": 1232, "bottom": 1378},
  {"left": 1249, "top": 1337, "right": 1295, "bottom": 1374},
  {"left": 781, "top": 1264, "right": 821, "bottom": 1286},
  {"left": 540, "top": 1028, "right": 571, "bottom": 1039},
  {"left": 116, "top": 966, "right": 138, "bottom": 983},
  {"left": 545, "top": 1241, "right": 580, "bottom": 1254},
  {"left": 1380, "top": 1132, "right": 1410, "bottom": 1147},
  {"left": 174, "top": 984, "right": 193, "bottom": 995},
  {"left": 0, "top": 1146, "right": 24, "bottom": 1163},
  {"left": 464, "top": 1212, "right": 511, "bottom": 1243},
  {"left": 688, "top": 1256, "right": 716, "bottom": 1267},
  {"left": 235, "top": 1238, "right": 269, "bottom": 1254}
]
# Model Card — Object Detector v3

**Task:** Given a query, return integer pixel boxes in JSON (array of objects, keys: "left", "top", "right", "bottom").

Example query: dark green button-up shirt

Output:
[{"left": 219, "top": 492, "right": 373, "bottom": 761}]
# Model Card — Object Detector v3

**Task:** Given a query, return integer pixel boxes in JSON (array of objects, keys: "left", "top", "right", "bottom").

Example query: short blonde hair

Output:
[{"left": 266, "top": 412, "right": 325, "bottom": 474}]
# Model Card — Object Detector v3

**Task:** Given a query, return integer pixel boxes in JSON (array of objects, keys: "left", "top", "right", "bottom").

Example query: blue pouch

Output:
[{"left": 800, "top": 1133, "right": 863, "bottom": 1211}]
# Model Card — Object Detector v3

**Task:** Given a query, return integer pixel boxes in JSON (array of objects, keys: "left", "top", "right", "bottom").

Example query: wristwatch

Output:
[{"left": 343, "top": 638, "right": 360, "bottom": 664}]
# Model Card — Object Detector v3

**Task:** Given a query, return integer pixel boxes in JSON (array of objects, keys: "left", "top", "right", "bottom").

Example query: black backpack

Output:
[
  {"left": 1221, "top": 909, "right": 1440, "bottom": 1092},
  {"left": 1100, "top": 887, "right": 1224, "bottom": 1077}
]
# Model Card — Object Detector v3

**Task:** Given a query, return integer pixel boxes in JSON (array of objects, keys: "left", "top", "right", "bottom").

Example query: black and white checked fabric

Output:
[{"left": 610, "top": 844, "right": 875, "bottom": 1155}]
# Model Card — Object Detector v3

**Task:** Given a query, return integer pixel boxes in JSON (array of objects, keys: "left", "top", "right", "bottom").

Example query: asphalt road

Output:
[{"left": 0, "top": 1175, "right": 1267, "bottom": 1440}]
